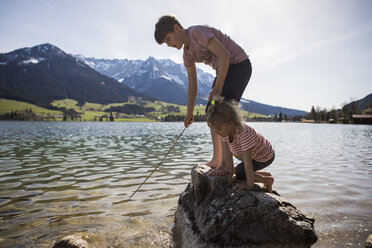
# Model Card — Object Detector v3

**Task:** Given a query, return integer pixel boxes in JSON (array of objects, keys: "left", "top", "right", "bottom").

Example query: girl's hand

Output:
[
  {"left": 233, "top": 182, "right": 253, "bottom": 191},
  {"left": 208, "top": 86, "right": 222, "bottom": 102},
  {"left": 184, "top": 113, "right": 194, "bottom": 127}
]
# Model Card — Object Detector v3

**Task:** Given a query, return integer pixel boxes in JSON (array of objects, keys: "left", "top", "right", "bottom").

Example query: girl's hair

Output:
[
  {"left": 206, "top": 96, "right": 244, "bottom": 130},
  {"left": 154, "top": 15, "right": 184, "bottom": 44}
]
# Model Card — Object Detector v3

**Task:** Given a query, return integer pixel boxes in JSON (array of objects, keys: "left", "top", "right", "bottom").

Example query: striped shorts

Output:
[{"left": 206, "top": 58, "right": 252, "bottom": 113}]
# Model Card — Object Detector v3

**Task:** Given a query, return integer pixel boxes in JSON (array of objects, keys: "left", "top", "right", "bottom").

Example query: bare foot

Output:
[
  {"left": 256, "top": 171, "right": 272, "bottom": 177},
  {"left": 208, "top": 166, "right": 228, "bottom": 177},
  {"left": 205, "top": 159, "right": 221, "bottom": 169},
  {"left": 264, "top": 176, "right": 274, "bottom": 193}
]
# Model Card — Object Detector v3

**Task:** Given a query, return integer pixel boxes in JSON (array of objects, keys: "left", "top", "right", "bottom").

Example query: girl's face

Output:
[{"left": 214, "top": 123, "right": 235, "bottom": 138}]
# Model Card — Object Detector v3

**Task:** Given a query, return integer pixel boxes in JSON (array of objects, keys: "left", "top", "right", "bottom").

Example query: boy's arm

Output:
[
  {"left": 184, "top": 63, "right": 197, "bottom": 127},
  {"left": 207, "top": 37, "right": 230, "bottom": 101}
]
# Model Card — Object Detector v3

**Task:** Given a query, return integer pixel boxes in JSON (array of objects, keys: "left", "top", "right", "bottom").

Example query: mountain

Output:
[
  {"left": 0, "top": 43, "right": 152, "bottom": 107},
  {"left": 240, "top": 99, "right": 308, "bottom": 116},
  {"left": 75, "top": 55, "right": 308, "bottom": 116},
  {"left": 0, "top": 43, "right": 308, "bottom": 116},
  {"left": 344, "top": 93, "right": 372, "bottom": 112},
  {"left": 73, "top": 55, "right": 214, "bottom": 105}
]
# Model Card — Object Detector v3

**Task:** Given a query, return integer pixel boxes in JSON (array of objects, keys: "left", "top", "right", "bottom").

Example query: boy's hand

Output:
[
  {"left": 233, "top": 182, "right": 253, "bottom": 190},
  {"left": 184, "top": 113, "right": 194, "bottom": 127},
  {"left": 208, "top": 86, "right": 222, "bottom": 102}
]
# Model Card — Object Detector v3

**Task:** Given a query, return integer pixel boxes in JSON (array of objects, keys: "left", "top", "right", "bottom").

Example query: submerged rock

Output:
[
  {"left": 52, "top": 234, "right": 89, "bottom": 248},
  {"left": 174, "top": 164, "right": 318, "bottom": 248}
]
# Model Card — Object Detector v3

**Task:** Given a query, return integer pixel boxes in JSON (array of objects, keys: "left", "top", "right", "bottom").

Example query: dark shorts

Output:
[
  {"left": 235, "top": 154, "right": 275, "bottom": 181},
  {"left": 206, "top": 58, "right": 252, "bottom": 113}
]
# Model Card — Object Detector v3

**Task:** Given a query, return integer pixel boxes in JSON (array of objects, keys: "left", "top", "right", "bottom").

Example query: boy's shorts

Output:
[
  {"left": 205, "top": 58, "right": 252, "bottom": 113},
  {"left": 235, "top": 154, "right": 275, "bottom": 181}
]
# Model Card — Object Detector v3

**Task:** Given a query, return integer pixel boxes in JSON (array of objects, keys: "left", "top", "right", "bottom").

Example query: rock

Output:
[
  {"left": 366, "top": 234, "right": 372, "bottom": 248},
  {"left": 173, "top": 164, "right": 318, "bottom": 248},
  {"left": 52, "top": 234, "right": 89, "bottom": 248}
]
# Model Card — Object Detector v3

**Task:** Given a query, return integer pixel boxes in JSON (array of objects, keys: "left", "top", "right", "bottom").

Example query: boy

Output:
[{"left": 154, "top": 15, "right": 252, "bottom": 168}]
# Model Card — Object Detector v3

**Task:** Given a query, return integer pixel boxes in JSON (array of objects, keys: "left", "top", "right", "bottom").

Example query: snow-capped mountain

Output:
[
  {"left": 0, "top": 43, "right": 68, "bottom": 66},
  {"left": 0, "top": 44, "right": 151, "bottom": 106},
  {"left": 74, "top": 55, "right": 215, "bottom": 105},
  {"left": 0, "top": 43, "right": 308, "bottom": 116}
]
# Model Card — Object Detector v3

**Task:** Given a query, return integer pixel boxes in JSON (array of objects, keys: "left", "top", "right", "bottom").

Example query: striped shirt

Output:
[{"left": 221, "top": 123, "right": 275, "bottom": 162}]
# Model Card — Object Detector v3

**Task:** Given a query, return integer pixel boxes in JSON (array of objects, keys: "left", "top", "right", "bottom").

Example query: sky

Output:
[{"left": 1, "top": 0, "right": 371, "bottom": 111}]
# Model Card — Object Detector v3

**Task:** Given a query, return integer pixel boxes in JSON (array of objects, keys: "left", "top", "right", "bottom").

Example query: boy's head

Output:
[{"left": 154, "top": 15, "right": 184, "bottom": 45}]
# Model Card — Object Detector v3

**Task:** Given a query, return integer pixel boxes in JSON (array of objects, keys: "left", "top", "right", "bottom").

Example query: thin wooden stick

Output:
[{"left": 129, "top": 126, "right": 187, "bottom": 199}]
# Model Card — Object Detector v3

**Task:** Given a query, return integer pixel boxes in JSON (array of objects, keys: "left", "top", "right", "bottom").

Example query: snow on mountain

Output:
[
  {"left": 165, "top": 73, "right": 184, "bottom": 85},
  {"left": 74, "top": 55, "right": 214, "bottom": 100},
  {"left": 0, "top": 43, "right": 67, "bottom": 65},
  {"left": 20, "top": 57, "right": 46, "bottom": 65}
]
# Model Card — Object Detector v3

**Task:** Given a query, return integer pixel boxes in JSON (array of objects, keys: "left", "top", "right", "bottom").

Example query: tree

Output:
[
  {"left": 310, "top": 106, "right": 316, "bottom": 121},
  {"left": 273, "top": 113, "right": 278, "bottom": 122}
]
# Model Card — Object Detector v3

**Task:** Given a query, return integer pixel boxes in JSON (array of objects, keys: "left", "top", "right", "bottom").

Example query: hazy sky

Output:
[{"left": 1, "top": 0, "right": 371, "bottom": 111}]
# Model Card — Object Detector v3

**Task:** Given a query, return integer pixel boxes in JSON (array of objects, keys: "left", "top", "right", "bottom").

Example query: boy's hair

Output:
[
  {"left": 206, "top": 96, "right": 244, "bottom": 130},
  {"left": 154, "top": 15, "right": 184, "bottom": 44}
]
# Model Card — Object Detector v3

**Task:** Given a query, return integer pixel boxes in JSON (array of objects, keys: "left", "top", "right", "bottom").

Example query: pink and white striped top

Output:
[{"left": 221, "top": 123, "right": 274, "bottom": 162}]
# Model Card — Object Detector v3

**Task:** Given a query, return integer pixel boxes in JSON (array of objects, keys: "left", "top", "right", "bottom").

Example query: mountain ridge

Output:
[
  {"left": 73, "top": 55, "right": 214, "bottom": 105},
  {"left": 1, "top": 43, "right": 308, "bottom": 116},
  {"left": 75, "top": 54, "right": 308, "bottom": 116},
  {"left": 0, "top": 44, "right": 152, "bottom": 107}
]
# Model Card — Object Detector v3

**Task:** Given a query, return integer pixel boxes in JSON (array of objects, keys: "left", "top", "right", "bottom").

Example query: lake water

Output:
[{"left": 0, "top": 121, "right": 371, "bottom": 247}]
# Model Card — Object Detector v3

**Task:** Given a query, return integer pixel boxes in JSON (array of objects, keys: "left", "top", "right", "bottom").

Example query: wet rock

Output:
[
  {"left": 52, "top": 234, "right": 89, "bottom": 248},
  {"left": 174, "top": 164, "right": 318, "bottom": 248},
  {"left": 366, "top": 234, "right": 372, "bottom": 248}
]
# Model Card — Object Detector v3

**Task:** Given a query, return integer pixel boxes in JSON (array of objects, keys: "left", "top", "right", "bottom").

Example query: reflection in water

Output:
[{"left": 0, "top": 121, "right": 371, "bottom": 247}]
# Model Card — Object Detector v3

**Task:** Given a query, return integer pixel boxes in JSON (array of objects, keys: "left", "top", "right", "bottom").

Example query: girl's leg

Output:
[
  {"left": 256, "top": 171, "right": 272, "bottom": 177},
  {"left": 254, "top": 173, "right": 274, "bottom": 193},
  {"left": 205, "top": 127, "right": 222, "bottom": 168}
]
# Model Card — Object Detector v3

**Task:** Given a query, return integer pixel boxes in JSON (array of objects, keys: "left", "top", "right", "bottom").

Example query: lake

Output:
[{"left": 0, "top": 121, "right": 371, "bottom": 247}]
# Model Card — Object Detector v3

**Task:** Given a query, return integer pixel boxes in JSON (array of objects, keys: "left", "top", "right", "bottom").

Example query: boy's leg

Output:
[
  {"left": 206, "top": 59, "right": 252, "bottom": 169},
  {"left": 205, "top": 127, "right": 222, "bottom": 168}
]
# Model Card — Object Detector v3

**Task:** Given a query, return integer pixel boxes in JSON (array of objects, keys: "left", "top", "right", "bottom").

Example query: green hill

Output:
[{"left": 0, "top": 98, "right": 265, "bottom": 122}]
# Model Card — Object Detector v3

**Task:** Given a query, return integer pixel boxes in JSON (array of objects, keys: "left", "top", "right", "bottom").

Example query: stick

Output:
[{"left": 129, "top": 126, "right": 187, "bottom": 199}]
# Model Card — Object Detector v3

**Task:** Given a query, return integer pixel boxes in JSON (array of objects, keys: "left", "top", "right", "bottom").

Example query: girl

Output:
[
  {"left": 206, "top": 96, "right": 275, "bottom": 193},
  {"left": 155, "top": 15, "right": 252, "bottom": 168}
]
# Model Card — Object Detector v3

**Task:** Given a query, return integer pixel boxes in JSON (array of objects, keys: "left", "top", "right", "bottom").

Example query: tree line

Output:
[
  {"left": 304, "top": 101, "right": 372, "bottom": 124},
  {"left": 0, "top": 108, "right": 39, "bottom": 121}
]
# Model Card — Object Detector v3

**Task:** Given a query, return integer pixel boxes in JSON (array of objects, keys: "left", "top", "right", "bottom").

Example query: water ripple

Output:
[{"left": 0, "top": 122, "right": 371, "bottom": 247}]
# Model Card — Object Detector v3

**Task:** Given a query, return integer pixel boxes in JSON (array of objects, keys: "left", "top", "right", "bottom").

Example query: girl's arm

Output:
[
  {"left": 207, "top": 37, "right": 230, "bottom": 101},
  {"left": 221, "top": 141, "right": 234, "bottom": 173},
  {"left": 184, "top": 63, "right": 197, "bottom": 127},
  {"left": 234, "top": 149, "right": 254, "bottom": 190},
  {"left": 222, "top": 141, "right": 236, "bottom": 184}
]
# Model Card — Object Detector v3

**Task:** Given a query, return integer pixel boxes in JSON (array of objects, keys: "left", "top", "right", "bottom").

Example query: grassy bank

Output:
[{"left": 0, "top": 98, "right": 267, "bottom": 121}]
